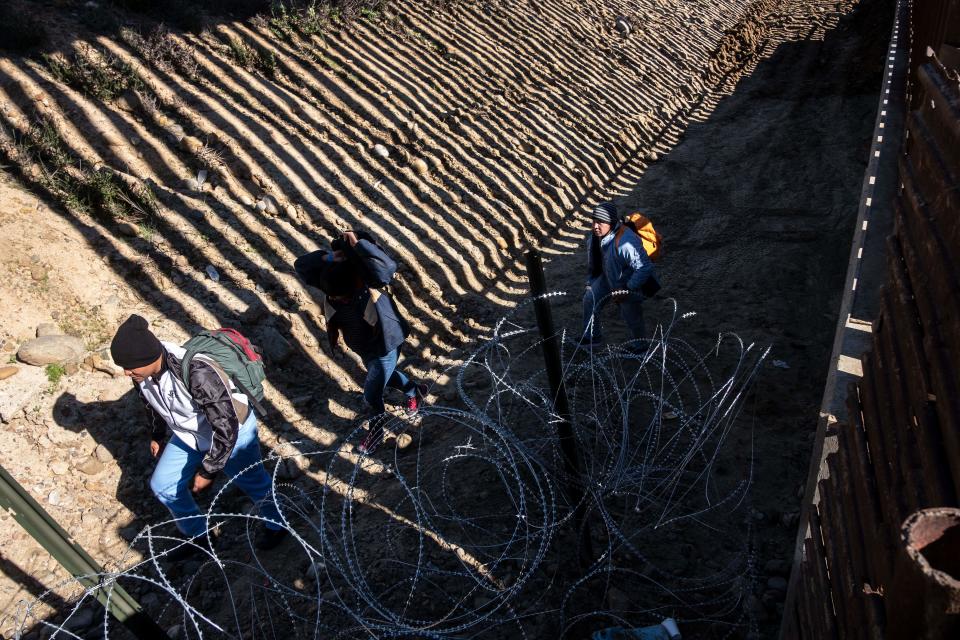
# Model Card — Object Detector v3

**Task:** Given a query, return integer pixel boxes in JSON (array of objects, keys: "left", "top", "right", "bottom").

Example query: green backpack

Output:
[{"left": 180, "top": 328, "right": 267, "bottom": 416}]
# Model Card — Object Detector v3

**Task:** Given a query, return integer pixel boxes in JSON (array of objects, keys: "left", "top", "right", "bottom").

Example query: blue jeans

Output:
[
  {"left": 363, "top": 347, "right": 416, "bottom": 415},
  {"left": 149, "top": 410, "right": 282, "bottom": 537},
  {"left": 582, "top": 276, "right": 646, "bottom": 342}
]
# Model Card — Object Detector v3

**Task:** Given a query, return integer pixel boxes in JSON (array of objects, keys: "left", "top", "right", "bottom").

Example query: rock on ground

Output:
[
  {"left": 257, "top": 327, "right": 292, "bottom": 364},
  {"left": 0, "top": 365, "right": 47, "bottom": 422},
  {"left": 17, "top": 335, "right": 85, "bottom": 366}
]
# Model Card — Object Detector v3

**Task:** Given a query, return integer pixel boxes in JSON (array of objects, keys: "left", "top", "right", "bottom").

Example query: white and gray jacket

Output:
[{"left": 137, "top": 342, "right": 249, "bottom": 479}]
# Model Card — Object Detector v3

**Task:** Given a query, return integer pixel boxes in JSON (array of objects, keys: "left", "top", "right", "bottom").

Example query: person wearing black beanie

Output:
[
  {"left": 110, "top": 314, "right": 164, "bottom": 379},
  {"left": 109, "top": 315, "right": 288, "bottom": 553}
]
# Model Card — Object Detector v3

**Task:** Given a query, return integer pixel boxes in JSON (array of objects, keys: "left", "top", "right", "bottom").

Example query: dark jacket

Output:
[
  {"left": 137, "top": 346, "right": 245, "bottom": 479},
  {"left": 296, "top": 238, "right": 409, "bottom": 360}
]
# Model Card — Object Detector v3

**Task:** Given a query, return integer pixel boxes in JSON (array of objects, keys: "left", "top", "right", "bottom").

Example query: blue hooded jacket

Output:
[{"left": 585, "top": 222, "right": 658, "bottom": 294}]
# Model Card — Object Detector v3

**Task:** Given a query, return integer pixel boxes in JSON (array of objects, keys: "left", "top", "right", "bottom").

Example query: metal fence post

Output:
[
  {"left": 524, "top": 249, "right": 594, "bottom": 565},
  {"left": 0, "top": 464, "right": 170, "bottom": 639}
]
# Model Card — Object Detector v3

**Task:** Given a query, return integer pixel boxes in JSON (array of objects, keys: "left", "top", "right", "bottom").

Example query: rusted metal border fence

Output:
[{"left": 782, "top": 0, "right": 960, "bottom": 637}]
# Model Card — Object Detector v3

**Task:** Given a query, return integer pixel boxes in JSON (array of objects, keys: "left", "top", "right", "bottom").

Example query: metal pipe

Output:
[
  {"left": 524, "top": 249, "right": 593, "bottom": 564},
  {"left": 0, "top": 464, "right": 170, "bottom": 639}
]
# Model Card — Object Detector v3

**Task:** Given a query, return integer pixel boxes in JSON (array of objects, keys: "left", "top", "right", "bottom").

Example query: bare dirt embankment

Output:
[{"left": 0, "top": 0, "right": 891, "bottom": 637}]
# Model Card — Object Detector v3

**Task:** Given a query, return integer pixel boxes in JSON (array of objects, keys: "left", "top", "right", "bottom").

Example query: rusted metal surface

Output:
[
  {"left": 914, "top": 63, "right": 960, "bottom": 169},
  {"left": 833, "top": 425, "right": 871, "bottom": 591},
  {"left": 805, "top": 530, "right": 839, "bottom": 640},
  {"left": 820, "top": 477, "right": 861, "bottom": 638},
  {"left": 872, "top": 305, "right": 925, "bottom": 511},
  {"left": 785, "top": 2, "right": 960, "bottom": 637},
  {"left": 859, "top": 355, "right": 907, "bottom": 525},
  {"left": 845, "top": 384, "right": 893, "bottom": 586},
  {"left": 885, "top": 236, "right": 957, "bottom": 506},
  {"left": 893, "top": 196, "right": 960, "bottom": 498},
  {"left": 908, "top": 1, "right": 958, "bottom": 109},
  {"left": 885, "top": 508, "right": 960, "bottom": 639}
]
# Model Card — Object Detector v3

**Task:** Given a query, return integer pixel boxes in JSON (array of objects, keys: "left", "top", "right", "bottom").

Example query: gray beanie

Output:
[{"left": 590, "top": 201, "right": 618, "bottom": 224}]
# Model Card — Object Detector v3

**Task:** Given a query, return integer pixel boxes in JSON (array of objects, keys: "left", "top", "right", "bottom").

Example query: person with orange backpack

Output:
[{"left": 582, "top": 201, "right": 661, "bottom": 346}]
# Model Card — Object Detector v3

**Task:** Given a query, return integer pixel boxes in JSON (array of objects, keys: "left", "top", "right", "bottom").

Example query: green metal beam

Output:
[{"left": 0, "top": 463, "right": 169, "bottom": 639}]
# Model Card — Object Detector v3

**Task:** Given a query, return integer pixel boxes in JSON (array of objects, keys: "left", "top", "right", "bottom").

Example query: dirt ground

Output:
[{"left": 0, "top": 0, "right": 893, "bottom": 637}]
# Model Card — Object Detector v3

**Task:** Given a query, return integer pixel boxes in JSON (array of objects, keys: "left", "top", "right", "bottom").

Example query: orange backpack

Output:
[{"left": 615, "top": 212, "right": 663, "bottom": 261}]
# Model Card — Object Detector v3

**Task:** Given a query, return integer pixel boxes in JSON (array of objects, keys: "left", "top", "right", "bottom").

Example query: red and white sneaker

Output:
[{"left": 404, "top": 384, "right": 428, "bottom": 418}]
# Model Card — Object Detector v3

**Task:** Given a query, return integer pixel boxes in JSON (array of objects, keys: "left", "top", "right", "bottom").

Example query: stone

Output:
[
  {"left": 80, "top": 509, "right": 103, "bottom": 526},
  {"left": 47, "top": 490, "right": 62, "bottom": 506},
  {"left": 262, "top": 195, "right": 279, "bottom": 215},
  {"left": 180, "top": 136, "right": 203, "bottom": 154},
  {"left": 285, "top": 204, "right": 300, "bottom": 222},
  {"left": 258, "top": 326, "right": 292, "bottom": 364},
  {"left": 255, "top": 200, "right": 268, "bottom": 212},
  {"left": 90, "top": 355, "right": 122, "bottom": 378},
  {"left": 495, "top": 236, "right": 508, "bottom": 250},
  {"left": 76, "top": 457, "right": 105, "bottom": 475},
  {"left": 115, "top": 90, "right": 142, "bottom": 113},
  {"left": 64, "top": 362, "right": 79, "bottom": 376},
  {"left": 0, "top": 365, "right": 47, "bottom": 422},
  {"left": 116, "top": 222, "right": 139, "bottom": 237},
  {"left": 241, "top": 196, "right": 254, "bottom": 207},
  {"left": 409, "top": 157, "right": 429, "bottom": 176},
  {"left": 36, "top": 323, "right": 61, "bottom": 337},
  {"left": 614, "top": 16, "right": 631, "bottom": 36},
  {"left": 646, "top": 151, "right": 658, "bottom": 162},
  {"left": 373, "top": 143, "right": 390, "bottom": 159},
  {"left": 17, "top": 335, "right": 85, "bottom": 366},
  {"left": 94, "top": 444, "right": 114, "bottom": 463},
  {"left": 31, "top": 265, "right": 47, "bottom": 281},
  {"left": 51, "top": 461, "right": 69, "bottom": 475},
  {"left": 0, "top": 366, "right": 19, "bottom": 381}
]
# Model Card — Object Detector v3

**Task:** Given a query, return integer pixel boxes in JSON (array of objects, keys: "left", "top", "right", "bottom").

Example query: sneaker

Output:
[
  {"left": 404, "top": 383, "right": 428, "bottom": 417},
  {"left": 255, "top": 527, "right": 288, "bottom": 551}
]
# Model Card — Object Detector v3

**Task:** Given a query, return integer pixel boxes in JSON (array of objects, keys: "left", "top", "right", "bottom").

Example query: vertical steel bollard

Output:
[
  {"left": 524, "top": 249, "right": 594, "bottom": 565},
  {"left": 0, "top": 464, "right": 170, "bottom": 639}
]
